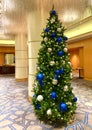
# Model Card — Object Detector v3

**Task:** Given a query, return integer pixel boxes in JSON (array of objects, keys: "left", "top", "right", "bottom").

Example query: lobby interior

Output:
[{"left": 0, "top": 0, "right": 92, "bottom": 130}]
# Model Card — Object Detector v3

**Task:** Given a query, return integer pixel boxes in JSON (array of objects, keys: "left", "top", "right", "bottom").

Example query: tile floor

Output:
[{"left": 0, "top": 75, "right": 92, "bottom": 130}]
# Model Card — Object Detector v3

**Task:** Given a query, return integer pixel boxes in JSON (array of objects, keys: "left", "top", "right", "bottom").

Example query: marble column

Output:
[
  {"left": 15, "top": 34, "right": 28, "bottom": 82},
  {"left": 27, "top": 12, "right": 42, "bottom": 101}
]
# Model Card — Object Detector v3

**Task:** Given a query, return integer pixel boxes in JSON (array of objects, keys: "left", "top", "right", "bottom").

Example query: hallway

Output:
[{"left": 0, "top": 75, "right": 92, "bottom": 130}]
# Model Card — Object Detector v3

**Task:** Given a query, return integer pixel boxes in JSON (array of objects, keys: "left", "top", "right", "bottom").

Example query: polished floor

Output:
[{"left": 0, "top": 75, "right": 92, "bottom": 130}]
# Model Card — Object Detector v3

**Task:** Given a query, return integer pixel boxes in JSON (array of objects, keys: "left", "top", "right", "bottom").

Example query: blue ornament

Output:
[
  {"left": 50, "top": 92, "right": 57, "bottom": 99},
  {"left": 56, "top": 37, "right": 62, "bottom": 43},
  {"left": 55, "top": 70, "right": 61, "bottom": 75},
  {"left": 57, "top": 50, "right": 64, "bottom": 56},
  {"left": 39, "top": 81, "right": 44, "bottom": 86},
  {"left": 36, "top": 104, "right": 41, "bottom": 109},
  {"left": 64, "top": 36, "right": 68, "bottom": 41},
  {"left": 73, "top": 97, "right": 77, "bottom": 102},
  {"left": 54, "top": 75, "right": 58, "bottom": 79},
  {"left": 59, "top": 102, "right": 67, "bottom": 112},
  {"left": 36, "top": 73, "right": 44, "bottom": 81},
  {"left": 60, "top": 68, "right": 64, "bottom": 74},
  {"left": 33, "top": 94, "right": 37, "bottom": 97},
  {"left": 45, "top": 27, "right": 49, "bottom": 32},
  {"left": 51, "top": 32, "right": 56, "bottom": 38},
  {"left": 51, "top": 10, "right": 56, "bottom": 15}
]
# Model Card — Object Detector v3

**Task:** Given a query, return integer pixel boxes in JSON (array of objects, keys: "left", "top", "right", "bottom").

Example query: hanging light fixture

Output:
[{"left": 62, "top": 10, "right": 78, "bottom": 22}]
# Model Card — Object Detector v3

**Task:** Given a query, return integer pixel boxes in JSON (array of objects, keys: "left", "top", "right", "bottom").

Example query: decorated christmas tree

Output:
[{"left": 32, "top": 7, "right": 77, "bottom": 123}]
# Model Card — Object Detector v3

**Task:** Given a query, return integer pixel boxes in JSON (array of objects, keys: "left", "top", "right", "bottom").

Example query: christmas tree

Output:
[{"left": 32, "top": 7, "right": 77, "bottom": 123}]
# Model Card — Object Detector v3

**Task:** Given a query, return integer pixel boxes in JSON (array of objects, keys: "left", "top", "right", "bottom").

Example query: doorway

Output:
[{"left": 69, "top": 47, "right": 84, "bottom": 78}]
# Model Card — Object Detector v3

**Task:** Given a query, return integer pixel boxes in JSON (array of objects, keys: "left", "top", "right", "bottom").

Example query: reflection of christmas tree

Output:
[{"left": 32, "top": 7, "right": 77, "bottom": 123}]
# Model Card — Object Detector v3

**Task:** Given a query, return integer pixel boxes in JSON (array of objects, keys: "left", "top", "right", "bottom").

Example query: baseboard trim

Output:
[
  {"left": 84, "top": 78, "right": 92, "bottom": 82},
  {"left": 16, "top": 78, "right": 28, "bottom": 82},
  {"left": 28, "top": 96, "right": 32, "bottom": 103}
]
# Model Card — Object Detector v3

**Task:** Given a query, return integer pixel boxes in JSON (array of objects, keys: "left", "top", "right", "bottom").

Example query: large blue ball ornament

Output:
[
  {"left": 73, "top": 97, "right": 77, "bottom": 102},
  {"left": 36, "top": 73, "right": 44, "bottom": 81},
  {"left": 36, "top": 104, "right": 41, "bottom": 109},
  {"left": 64, "top": 36, "right": 68, "bottom": 41},
  {"left": 60, "top": 68, "right": 64, "bottom": 74},
  {"left": 54, "top": 75, "right": 58, "bottom": 79},
  {"left": 59, "top": 102, "right": 67, "bottom": 112},
  {"left": 33, "top": 94, "right": 37, "bottom": 98},
  {"left": 45, "top": 27, "right": 49, "bottom": 32},
  {"left": 39, "top": 81, "right": 44, "bottom": 87},
  {"left": 50, "top": 92, "right": 57, "bottom": 99},
  {"left": 57, "top": 50, "right": 64, "bottom": 56},
  {"left": 55, "top": 70, "right": 61, "bottom": 75},
  {"left": 56, "top": 37, "right": 62, "bottom": 43},
  {"left": 51, "top": 10, "right": 56, "bottom": 15},
  {"left": 51, "top": 32, "right": 56, "bottom": 38}
]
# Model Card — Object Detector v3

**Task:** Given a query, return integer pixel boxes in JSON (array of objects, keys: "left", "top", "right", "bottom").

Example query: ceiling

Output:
[{"left": 0, "top": 0, "right": 92, "bottom": 39}]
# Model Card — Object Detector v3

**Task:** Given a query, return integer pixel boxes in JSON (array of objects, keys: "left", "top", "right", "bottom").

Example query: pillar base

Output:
[
  {"left": 28, "top": 96, "right": 32, "bottom": 103},
  {"left": 16, "top": 78, "right": 28, "bottom": 82}
]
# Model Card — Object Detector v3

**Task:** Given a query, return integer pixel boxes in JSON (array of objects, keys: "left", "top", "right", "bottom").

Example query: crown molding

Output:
[
  {"left": 68, "top": 31, "right": 92, "bottom": 43},
  {"left": 66, "top": 16, "right": 92, "bottom": 31}
]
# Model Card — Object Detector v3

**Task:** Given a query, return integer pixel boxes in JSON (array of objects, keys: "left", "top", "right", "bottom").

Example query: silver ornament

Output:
[
  {"left": 62, "top": 61, "right": 65, "bottom": 65},
  {"left": 37, "top": 95, "right": 43, "bottom": 102},
  {"left": 67, "top": 102, "right": 72, "bottom": 105},
  {"left": 52, "top": 79, "right": 58, "bottom": 85},
  {"left": 50, "top": 61, "right": 55, "bottom": 66},
  {"left": 44, "top": 37, "right": 48, "bottom": 42},
  {"left": 64, "top": 85, "right": 68, "bottom": 91},
  {"left": 48, "top": 48, "right": 52, "bottom": 52},
  {"left": 63, "top": 47, "right": 68, "bottom": 52},
  {"left": 57, "top": 28, "right": 61, "bottom": 32},
  {"left": 68, "top": 62, "right": 71, "bottom": 66},
  {"left": 47, "top": 109, "right": 52, "bottom": 115},
  {"left": 61, "top": 117, "right": 63, "bottom": 120},
  {"left": 70, "top": 73, "right": 73, "bottom": 79},
  {"left": 51, "top": 18, "right": 55, "bottom": 23}
]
